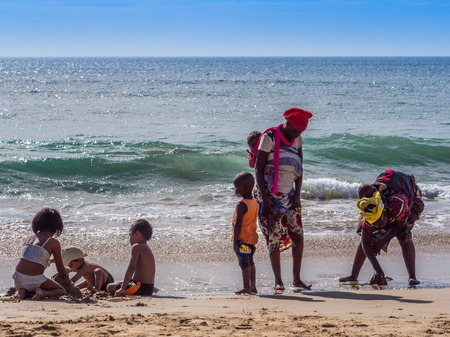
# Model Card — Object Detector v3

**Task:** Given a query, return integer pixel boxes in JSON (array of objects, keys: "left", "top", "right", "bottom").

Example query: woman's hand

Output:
[
  {"left": 262, "top": 195, "right": 272, "bottom": 215},
  {"left": 369, "top": 270, "right": 387, "bottom": 286},
  {"left": 292, "top": 195, "right": 301, "bottom": 209}
]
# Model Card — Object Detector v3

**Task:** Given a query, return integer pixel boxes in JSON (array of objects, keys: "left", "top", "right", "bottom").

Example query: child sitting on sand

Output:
[
  {"left": 246, "top": 131, "right": 262, "bottom": 168},
  {"left": 107, "top": 219, "right": 156, "bottom": 296},
  {"left": 12, "top": 208, "right": 67, "bottom": 300},
  {"left": 232, "top": 172, "right": 259, "bottom": 295},
  {"left": 62, "top": 247, "right": 114, "bottom": 293}
]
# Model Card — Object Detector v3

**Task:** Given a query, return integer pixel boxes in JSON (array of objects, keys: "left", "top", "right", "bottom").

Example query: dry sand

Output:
[{"left": 1, "top": 288, "right": 449, "bottom": 336}]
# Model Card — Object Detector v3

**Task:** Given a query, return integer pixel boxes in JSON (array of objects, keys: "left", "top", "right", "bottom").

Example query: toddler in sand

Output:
[
  {"left": 107, "top": 219, "right": 156, "bottom": 296},
  {"left": 232, "top": 172, "right": 259, "bottom": 295},
  {"left": 62, "top": 247, "right": 114, "bottom": 293},
  {"left": 12, "top": 208, "right": 67, "bottom": 300}
]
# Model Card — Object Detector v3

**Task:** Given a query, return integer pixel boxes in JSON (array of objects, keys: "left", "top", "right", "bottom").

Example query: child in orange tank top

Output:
[{"left": 232, "top": 172, "right": 259, "bottom": 295}]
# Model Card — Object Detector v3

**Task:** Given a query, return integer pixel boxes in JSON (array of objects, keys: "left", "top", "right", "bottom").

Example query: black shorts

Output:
[{"left": 119, "top": 280, "right": 154, "bottom": 296}]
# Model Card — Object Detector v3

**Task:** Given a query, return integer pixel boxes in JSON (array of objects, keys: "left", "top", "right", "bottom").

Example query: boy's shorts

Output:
[
  {"left": 118, "top": 280, "right": 154, "bottom": 296},
  {"left": 235, "top": 251, "right": 255, "bottom": 269},
  {"left": 100, "top": 274, "right": 115, "bottom": 292}
]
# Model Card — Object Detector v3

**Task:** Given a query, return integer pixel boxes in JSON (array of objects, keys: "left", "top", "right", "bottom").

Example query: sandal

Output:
[
  {"left": 338, "top": 275, "right": 357, "bottom": 283},
  {"left": 273, "top": 284, "right": 284, "bottom": 294},
  {"left": 409, "top": 278, "right": 420, "bottom": 286},
  {"left": 290, "top": 282, "right": 312, "bottom": 291}
]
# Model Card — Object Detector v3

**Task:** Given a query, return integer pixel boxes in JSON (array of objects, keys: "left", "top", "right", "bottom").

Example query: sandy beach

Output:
[{"left": 1, "top": 288, "right": 449, "bottom": 336}]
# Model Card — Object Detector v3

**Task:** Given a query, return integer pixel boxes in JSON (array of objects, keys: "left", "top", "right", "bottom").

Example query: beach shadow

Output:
[
  {"left": 259, "top": 294, "right": 325, "bottom": 302},
  {"left": 302, "top": 291, "right": 433, "bottom": 304}
]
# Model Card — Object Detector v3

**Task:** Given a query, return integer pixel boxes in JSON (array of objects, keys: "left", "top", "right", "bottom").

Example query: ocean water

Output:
[{"left": 1, "top": 57, "right": 449, "bottom": 295}]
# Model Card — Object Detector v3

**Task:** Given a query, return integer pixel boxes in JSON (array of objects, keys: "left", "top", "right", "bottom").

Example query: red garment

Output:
[
  {"left": 254, "top": 124, "right": 295, "bottom": 194},
  {"left": 283, "top": 108, "right": 313, "bottom": 131}
]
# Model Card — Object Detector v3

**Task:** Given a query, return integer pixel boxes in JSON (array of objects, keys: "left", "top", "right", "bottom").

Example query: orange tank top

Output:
[{"left": 232, "top": 198, "right": 258, "bottom": 245}]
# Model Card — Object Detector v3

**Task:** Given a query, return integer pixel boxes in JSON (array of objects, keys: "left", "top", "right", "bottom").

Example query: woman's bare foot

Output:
[
  {"left": 234, "top": 288, "right": 251, "bottom": 295},
  {"left": 250, "top": 288, "right": 258, "bottom": 295}
]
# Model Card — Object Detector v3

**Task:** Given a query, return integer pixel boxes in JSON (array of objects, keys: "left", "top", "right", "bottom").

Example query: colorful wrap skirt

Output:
[{"left": 257, "top": 189, "right": 303, "bottom": 253}]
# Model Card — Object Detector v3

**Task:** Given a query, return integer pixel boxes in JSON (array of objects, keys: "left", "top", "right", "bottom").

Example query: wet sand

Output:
[{"left": 1, "top": 288, "right": 449, "bottom": 336}]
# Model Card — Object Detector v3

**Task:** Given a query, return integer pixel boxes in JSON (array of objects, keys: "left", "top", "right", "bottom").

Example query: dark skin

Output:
[
  {"left": 344, "top": 183, "right": 416, "bottom": 285},
  {"left": 255, "top": 121, "right": 308, "bottom": 289},
  {"left": 68, "top": 258, "right": 112, "bottom": 292},
  {"left": 14, "top": 231, "right": 67, "bottom": 300},
  {"left": 233, "top": 175, "right": 257, "bottom": 294}
]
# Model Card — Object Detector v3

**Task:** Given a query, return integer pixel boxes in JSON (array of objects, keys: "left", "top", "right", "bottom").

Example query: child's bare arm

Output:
[
  {"left": 116, "top": 245, "right": 140, "bottom": 295},
  {"left": 76, "top": 280, "right": 89, "bottom": 289},
  {"left": 52, "top": 240, "right": 68, "bottom": 276},
  {"left": 233, "top": 202, "right": 248, "bottom": 253},
  {"left": 70, "top": 269, "right": 85, "bottom": 284}
]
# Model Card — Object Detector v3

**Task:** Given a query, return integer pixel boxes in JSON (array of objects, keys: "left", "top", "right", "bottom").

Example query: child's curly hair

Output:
[
  {"left": 247, "top": 131, "right": 262, "bottom": 147},
  {"left": 130, "top": 219, "right": 153, "bottom": 241},
  {"left": 32, "top": 207, "right": 64, "bottom": 236}
]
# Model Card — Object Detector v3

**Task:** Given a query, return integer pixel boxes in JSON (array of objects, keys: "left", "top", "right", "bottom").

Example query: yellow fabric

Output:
[
  {"left": 232, "top": 198, "right": 259, "bottom": 245},
  {"left": 357, "top": 191, "right": 385, "bottom": 225}
]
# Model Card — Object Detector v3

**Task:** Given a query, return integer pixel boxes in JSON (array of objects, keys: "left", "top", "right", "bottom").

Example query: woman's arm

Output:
[
  {"left": 51, "top": 240, "right": 68, "bottom": 276},
  {"left": 361, "top": 229, "right": 387, "bottom": 285},
  {"left": 292, "top": 147, "right": 303, "bottom": 208},
  {"left": 255, "top": 149, "right": 271, "bottom": 214}
]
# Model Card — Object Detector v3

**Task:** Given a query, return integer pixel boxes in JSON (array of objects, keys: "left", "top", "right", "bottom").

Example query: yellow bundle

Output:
[{"left": 357, "top": 191, "right": 385, "bottom": 226}]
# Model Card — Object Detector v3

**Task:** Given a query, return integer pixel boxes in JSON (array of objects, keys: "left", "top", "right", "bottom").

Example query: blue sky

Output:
[{"left": 1, "top": 0, "right": 449, "bottom": 57}]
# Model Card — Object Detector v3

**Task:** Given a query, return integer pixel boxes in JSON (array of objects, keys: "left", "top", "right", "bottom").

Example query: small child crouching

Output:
[
  {"left": 232, "top": 172, "right": 259, "bottom": 295},
  {"left": 62, "top": 247, "right": 114, "bottom": 293},
  {"left": 107, "top": 219, "right": 156, "bottom": 296}
]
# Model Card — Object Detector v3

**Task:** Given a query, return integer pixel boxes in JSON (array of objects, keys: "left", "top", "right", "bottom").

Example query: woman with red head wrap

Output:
[{"left": 255, "top": 107, "right": 312, "bottom": 293}]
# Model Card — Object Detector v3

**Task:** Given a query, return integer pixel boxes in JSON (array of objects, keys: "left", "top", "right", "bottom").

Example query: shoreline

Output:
[
  {"left": 1, "top": 233, "right": 450, "bottom": 296},
  {"left": 1, "top": 288, "right": 449, "bottom": 336}
]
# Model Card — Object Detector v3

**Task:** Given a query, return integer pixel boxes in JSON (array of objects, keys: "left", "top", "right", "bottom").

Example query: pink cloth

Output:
[{"left": 255, "top": 124, "right": 296, "bottom": 194}]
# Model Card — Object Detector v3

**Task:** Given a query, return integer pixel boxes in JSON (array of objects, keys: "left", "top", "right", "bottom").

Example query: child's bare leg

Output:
[
  {"left": 93, "top": 268, "right": 108, "bottom": 292},
  {"left": 106, "top": 282, "right": 120, "bottom": 295},
  {"left": 32, "top": 279, "right": 66, "bottom": 300},
  {"left": 235, "top": 267, "right": 251, "bottom": 294},
  {"left": 250, "top": 265, "right": 257, "bottom": 294},
  {"left": 13, "top": 288, "right": 26, "bottom": 300}
]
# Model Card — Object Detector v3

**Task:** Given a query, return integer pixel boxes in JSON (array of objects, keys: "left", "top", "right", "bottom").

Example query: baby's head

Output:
[
  {"left": 233, "top": 172, "right": 255, "bottom": 198},
  {"left": 357, "top": 184, "right": 377, "bottom": 199},
  {"left": 32, "top": 207, "right": 64, "bottom": 237},
  {"left": 130, "top": 219, "right": 153, "bottom": 242},
  {"left": 247, "top": 131, "right": 262, "bottom": 149}
]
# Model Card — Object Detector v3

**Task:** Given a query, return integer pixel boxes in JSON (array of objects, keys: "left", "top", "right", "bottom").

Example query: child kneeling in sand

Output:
[
  {"left": 107, "top": 219, "right": 156, "bottom": 296},
  {"left": 62, "top": 247, "right": 114, "bottom": 293},
  {"left": 13, "top": 208, "right": 67, "bottom": 300},
  {"left": 232, "top": 172, "right": 259, "bottom": 295}
]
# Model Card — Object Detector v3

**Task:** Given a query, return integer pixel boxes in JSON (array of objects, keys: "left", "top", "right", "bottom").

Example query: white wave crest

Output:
[
  {"left": 418, "top": 183, "right": 450, "bottom": 199},
  {"left": 302, "top": 178, "right": 359, "bottom": 200}
]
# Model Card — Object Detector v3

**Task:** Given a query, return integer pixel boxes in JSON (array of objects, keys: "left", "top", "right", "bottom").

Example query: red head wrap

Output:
[{"left": 283, "top": 108, "right": 313, "bottom": 131}]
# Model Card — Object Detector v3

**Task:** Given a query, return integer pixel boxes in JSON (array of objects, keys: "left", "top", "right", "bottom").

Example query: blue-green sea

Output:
[{"left": 1, "top": 57, "right": 449, "bottom": 295}]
